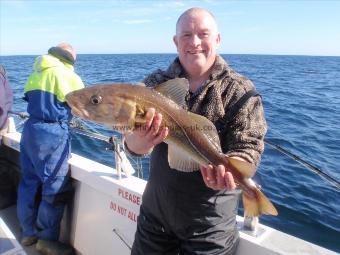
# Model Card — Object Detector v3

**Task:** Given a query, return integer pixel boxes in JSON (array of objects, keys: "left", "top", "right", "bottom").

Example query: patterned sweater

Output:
[{"left": 144, "top": 55, "right": 267, "bottom": 166}]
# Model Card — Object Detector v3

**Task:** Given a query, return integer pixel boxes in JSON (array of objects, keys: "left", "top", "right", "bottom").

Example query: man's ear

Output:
[
  {"left": 216, "top": 33, "right": 221, "bottom": 47},
  {"left": 173, "top": 35, "right": 178, "bottom": 48}
]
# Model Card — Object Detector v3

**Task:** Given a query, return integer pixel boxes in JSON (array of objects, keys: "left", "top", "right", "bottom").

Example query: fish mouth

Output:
[{"left": 71, "top": 108, "right": 90, "bottom": 119}]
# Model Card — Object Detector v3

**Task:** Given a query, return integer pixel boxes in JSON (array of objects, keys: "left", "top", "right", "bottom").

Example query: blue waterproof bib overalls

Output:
[{"left": 17, "top": 54, "right": 84, "bottom": 240}]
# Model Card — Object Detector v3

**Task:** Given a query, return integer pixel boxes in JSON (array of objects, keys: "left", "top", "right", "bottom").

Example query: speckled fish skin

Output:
[{"left": 66, "top": 78, "right": 278, "bottom": 217}]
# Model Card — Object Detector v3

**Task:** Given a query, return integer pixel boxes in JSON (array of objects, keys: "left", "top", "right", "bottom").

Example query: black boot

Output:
[
  {"left": 36, "top": 239, "right": 75, "bottom": 255},
  {"left": 21, "top": 236, "right": 38, "bottom": 246}
]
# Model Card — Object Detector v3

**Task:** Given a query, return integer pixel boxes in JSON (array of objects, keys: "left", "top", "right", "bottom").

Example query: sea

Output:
[{"left": 1, "top": 54, "right": 339, "bottom": 252}]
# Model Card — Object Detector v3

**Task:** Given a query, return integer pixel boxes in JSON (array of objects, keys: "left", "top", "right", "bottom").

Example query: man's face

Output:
[{"left": 173, "top": 11, "right": 220, "bottom": 77}]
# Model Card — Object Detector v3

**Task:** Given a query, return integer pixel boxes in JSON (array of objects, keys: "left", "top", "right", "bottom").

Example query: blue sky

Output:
[{"left": 1, "top": 0, "right": 340, "bottom": 56}]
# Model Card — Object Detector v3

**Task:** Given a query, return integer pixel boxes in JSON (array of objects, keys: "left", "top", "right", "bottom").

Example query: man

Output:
[
  {"left": 0, "top": 65, "right": 17, "bottom": 209},
  {"left": 126, "top": 8, "right": 267, "bottom": 255},
  {"left": 17, "top": 43, "right": 84, "bottom": 255},
  {"left": 0, "top": 65, "right": 13, "bottom": 133}
]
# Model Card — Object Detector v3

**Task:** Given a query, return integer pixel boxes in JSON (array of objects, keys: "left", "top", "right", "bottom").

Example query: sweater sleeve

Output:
[
  {"left": 221, "top": 80, "right": 267, "bottom": 167},
  {"left": 143, "top": 69, "right": 168, "bottom": 88}
]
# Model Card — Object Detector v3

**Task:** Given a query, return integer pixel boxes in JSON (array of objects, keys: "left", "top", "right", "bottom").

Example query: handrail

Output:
[{"left": 8, "top": 111, "right": 339, "bottom": 190}]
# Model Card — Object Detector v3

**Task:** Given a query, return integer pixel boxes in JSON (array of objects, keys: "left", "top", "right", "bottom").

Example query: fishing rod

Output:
[
  {"left": 8, "top": 111, "right": 339, "bottom": 189},
  {"left": 264, "top": 139, "right": 340, "bottom": 190}
]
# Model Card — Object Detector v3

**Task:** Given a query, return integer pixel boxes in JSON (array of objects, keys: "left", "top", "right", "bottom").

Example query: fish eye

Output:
[{"left": 90, "top": 95, "right": 102, "bottom": 105}]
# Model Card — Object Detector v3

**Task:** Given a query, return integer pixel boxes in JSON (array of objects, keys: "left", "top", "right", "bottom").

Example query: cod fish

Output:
[{"left": 66, "top": 78, "right": 278, "bottom": 217}]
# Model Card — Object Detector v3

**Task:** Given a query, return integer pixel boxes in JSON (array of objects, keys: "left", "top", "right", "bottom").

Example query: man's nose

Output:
[{"left": 189, "top": 34, "right": 201, "bottom": 46}]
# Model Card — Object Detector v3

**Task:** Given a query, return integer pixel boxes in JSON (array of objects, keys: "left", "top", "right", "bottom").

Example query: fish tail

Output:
[{"left": 242, "top": 187, "right": 278, "bottom": 217}]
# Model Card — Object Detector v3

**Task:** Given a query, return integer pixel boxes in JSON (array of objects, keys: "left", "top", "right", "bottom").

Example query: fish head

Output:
[{"left": 66, "top": 84, "right": 138, "bottom": 132}]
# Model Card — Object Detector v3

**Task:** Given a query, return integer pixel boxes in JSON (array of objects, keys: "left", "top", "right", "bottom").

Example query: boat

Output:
[{"left": 0, "top": 117, "right": 337, "bottom": 255}]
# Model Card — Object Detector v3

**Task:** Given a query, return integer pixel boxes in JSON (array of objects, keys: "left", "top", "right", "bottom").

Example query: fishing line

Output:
[
  {"left": 265, "top": 139, "right": 340, "bottom": 190},
  {"left": 69, "top": 118, "right": 144, "bottom": 169}
]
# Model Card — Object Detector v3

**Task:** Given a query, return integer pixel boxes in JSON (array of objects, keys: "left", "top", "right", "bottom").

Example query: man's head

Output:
[
  {"left": 48, "top": 42, "right": 76, "bottom": 65},
  {"left": 57, "top": 43, "right": 76, "bottom": 61},
  {"left": 173, "top": 8, "right": 220, "bottom": 78}
]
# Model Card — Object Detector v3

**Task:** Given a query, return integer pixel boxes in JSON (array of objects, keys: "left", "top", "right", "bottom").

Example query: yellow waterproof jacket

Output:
[{"left": 24, "top": 54, "right": 84, "bottom": 122}]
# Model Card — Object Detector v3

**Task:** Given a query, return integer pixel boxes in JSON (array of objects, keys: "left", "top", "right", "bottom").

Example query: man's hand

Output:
[
  {"left": 124, "top": 108, "right": 169, "bottom": 155},
  {"left": 200, "top": 164, "right": 236, "bottom": 191}
]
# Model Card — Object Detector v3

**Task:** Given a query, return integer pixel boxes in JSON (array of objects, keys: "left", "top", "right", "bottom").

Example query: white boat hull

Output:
[{"left": 1, "top": 123, "right": 337, "bottom": 255}]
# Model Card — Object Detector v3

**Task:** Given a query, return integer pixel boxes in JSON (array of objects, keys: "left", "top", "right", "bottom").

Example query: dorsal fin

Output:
[
  {"left": 153, "top": 78, "right": 189, "bottom": 107},
  {"left": 187, "top": 112, "right": 222, "bottom": 152}
]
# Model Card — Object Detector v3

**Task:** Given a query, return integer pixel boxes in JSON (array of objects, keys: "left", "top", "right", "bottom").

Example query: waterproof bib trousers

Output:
[
  {"left": 132, "top": 143, "right": 240, "bottom": 255},
  {"left": 17, "top": 118, "right": 71, "bottom": 240}
]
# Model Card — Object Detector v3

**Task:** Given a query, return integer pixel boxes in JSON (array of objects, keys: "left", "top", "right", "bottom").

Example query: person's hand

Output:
[
  {"left": 200, "top": 164, "right": 236, "bottom": 191},
  {"left": 124, "top": 108, "right": 169, "bottom": 155}
]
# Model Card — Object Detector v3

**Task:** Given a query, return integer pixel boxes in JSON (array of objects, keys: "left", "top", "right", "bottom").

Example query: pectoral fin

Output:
[{"left": 168, "top": 144, "right": 201, "bottom": 172}]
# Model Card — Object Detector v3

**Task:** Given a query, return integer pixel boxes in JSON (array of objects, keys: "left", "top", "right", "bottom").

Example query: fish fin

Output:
[
  {"left": 243, "top": 187, "right": 278, "bottom": 217},
  {"left": 168, "top": 144, "right": 200, "bottom": 172},
  {"left": 134, "top": 82, "right": 146, "bottom": 87},
  {"left": 153, "top": 78, "right": 189, "bottom": 108},
  {"left": 187, "top": 112, "right": 222, "bottom": 152},
  {"left": 227, "top": 157, "right": 256, "bottom": 178}
]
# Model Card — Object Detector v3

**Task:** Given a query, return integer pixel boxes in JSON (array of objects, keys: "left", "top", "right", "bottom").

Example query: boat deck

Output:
[{"left": 0, "top": 205, "right": 39, "bottom": 255}]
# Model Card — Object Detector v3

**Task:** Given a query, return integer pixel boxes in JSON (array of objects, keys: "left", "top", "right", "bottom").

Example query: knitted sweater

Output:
[{"left": 144, "top": 55, "right": 267, "bottom": 166}]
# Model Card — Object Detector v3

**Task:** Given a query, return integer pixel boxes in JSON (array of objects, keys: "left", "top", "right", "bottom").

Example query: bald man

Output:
[
  {"left": 17, "top": 43, "right": 84, "bottom": 254},
  {"left": 127, "top": 8, "right": 267, "bottom": 254}
]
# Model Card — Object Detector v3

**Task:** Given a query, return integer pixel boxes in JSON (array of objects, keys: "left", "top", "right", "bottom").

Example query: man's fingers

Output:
[
  {"left": 200, "top": 165, "right": 213, "bottom": 183},
  {"left": 216, "top": 165, "right": 225, "bottom": 189},
  {"left": 225, "top": 172, "right": 236, "bottom": 190},
  {"left": 205, "top": 165, "right": 215, "bottom": 185},
  {"left": 145, "top": 108, "right": 155, "bottom": 123},
  {"left": 137, "top": 108, "right": 155, "bottom": 135},
  {"left": 200, "top": 165, "right": 210, "bottom": 186},
  {"left": 148, "top": 112, "right": 162, "bottom": 137},
  {"left": 151, "top": 127, "right": 168, "bottom": 145},
  {"left": 200, "top": 164, "right": 237, "bottom": 191}
]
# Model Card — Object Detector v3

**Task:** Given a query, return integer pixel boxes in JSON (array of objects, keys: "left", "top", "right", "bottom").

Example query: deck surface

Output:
[{"left": 0, "top": 205, "right": 40, "bottom": 255}]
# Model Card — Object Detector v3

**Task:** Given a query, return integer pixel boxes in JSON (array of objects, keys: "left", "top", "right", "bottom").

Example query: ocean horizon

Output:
[{"left": 2, "top": 53, "right": 340, "bottom": 58}]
